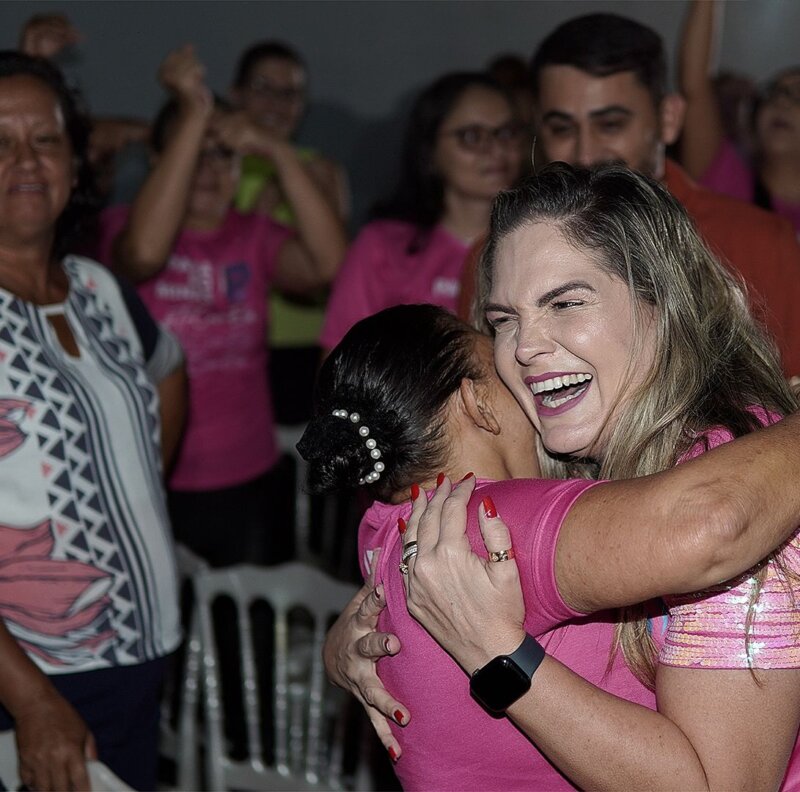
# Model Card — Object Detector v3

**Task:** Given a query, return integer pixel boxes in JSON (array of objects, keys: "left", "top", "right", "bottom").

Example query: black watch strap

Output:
[{"left": 508, "top": 632, "right": 546, "bottom": 678}]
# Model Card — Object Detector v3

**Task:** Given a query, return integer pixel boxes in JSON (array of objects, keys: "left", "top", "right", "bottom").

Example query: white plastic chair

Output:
[
  {"left": 158, "top": 542, "right": 209, "bottom": 790},
  {"left": 194, "top": 562, "right": 371, "bottom": 791}
]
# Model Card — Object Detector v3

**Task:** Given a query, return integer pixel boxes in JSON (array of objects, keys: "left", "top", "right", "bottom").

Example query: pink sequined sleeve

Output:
[
  {"left": 660, "top": 416, "right": 800, "bottom": 670},
  {"left": 660, "top": 539, "right": 800, "bottom": 669}
]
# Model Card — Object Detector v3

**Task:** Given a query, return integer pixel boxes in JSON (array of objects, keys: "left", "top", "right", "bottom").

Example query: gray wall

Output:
[{"left": 2, "top": 0, "right": 797, "bottom": 225}]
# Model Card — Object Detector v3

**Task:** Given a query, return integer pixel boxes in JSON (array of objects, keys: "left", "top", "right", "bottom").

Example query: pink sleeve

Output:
[
  {"left": 473, "top": 479, "right": 605, "bottom": 636},
  {"left": 661, "top": 415, "right": 800, "bottom": 669},
  {"left": 699, "top": 138, "right": 754, "bottom": 204},
  {"left": 319, "top": 223, "right": 391, "bottom": 350}
]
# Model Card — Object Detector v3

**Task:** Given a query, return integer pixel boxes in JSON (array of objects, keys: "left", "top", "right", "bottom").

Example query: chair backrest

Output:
[{"left": 194, "top": 562, "right": 368, "bottom": 791}]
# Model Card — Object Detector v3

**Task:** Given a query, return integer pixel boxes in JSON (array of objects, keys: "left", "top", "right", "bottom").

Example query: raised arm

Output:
[
  {"left": 111, "top": 45, "right": 212, "bottom": 283},
  {"left": 678, "top": 0, "right": 726, "bottom": 179},
  {"left": 306, "top": 155, "right": 351, "bottom": 223},
  {"left": 212, "top": 112, "right": 347, "bottom": 294}
]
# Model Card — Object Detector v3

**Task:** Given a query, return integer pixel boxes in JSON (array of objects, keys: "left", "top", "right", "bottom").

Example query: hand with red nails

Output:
[
  {"left": 401, "top": 475, "right": 526, "bottom": 673},
  {"left": 323, "top": 548, "right": 410, "bottom": 759}
]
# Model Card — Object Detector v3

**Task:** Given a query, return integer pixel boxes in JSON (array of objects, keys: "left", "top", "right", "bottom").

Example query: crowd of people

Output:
[{"left": 1, "top": 2, "right": 800, "bottom": 790}]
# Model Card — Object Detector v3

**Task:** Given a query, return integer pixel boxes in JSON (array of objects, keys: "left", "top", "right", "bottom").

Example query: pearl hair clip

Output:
[{"left": 331, "top": 409, "right": 385, "bottom": 485}]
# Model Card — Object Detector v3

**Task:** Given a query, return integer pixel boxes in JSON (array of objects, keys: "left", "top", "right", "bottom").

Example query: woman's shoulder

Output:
[{"left": 64, "top": 254, "right": 120, "bottom": 291}]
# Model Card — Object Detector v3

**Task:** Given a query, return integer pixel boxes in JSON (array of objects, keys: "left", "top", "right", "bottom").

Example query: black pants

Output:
[{"left": 168, "top": 465, "right": 294, "bottom": 568}]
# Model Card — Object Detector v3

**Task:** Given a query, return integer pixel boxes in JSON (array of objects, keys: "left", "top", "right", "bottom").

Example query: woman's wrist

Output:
[{"left": 455, "top": 626, "right": 528, "bottom": 675}]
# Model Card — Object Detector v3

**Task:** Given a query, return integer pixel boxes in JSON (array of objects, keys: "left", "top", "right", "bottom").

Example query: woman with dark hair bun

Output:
[
  {"left": 0, "top": 51, "right": 185, "bottom": 790},
  {"left": 304, "top": 299, "right": 800, "bottom": 789},
  {"left": 319, "top": 72, "right": 524, "bottom": 352}
]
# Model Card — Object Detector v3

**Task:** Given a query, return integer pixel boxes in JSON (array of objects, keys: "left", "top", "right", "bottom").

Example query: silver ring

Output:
[
  {"left": 401, "top": 541, "right": 419, "bottom": 564},
  {"left": 489, "top": 548, "right": 515, "bottom": 563},
  {"left": 398, "top": 562, "right": 409, "bottom": 575}
]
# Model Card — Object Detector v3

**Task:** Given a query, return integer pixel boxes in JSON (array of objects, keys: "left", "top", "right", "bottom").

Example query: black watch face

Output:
[{"left": 470, "top": 656, "right": 531, "bottom": 717}]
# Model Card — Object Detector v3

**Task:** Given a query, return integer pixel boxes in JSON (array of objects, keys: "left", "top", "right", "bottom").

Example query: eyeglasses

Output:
[
  {"left": 245, "top": 79, "right": 306, "bottom": 104},
  {"left": 440, "top": 122, "right": 523, "bottom": 152},
  {"left": 762, "top": 80, "right": 800, "bottom": 106}
]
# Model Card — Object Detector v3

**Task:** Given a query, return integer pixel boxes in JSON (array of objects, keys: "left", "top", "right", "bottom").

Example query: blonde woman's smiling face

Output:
[{"left": 485, "top": 221, "right": 657, "bottom": 461}]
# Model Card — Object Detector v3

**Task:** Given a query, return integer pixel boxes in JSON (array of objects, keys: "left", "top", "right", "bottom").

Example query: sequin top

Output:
[{"left": 660, "top": 416, "right": 800, "bottom": 669}]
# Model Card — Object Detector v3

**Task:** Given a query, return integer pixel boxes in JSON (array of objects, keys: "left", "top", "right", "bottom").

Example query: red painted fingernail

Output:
[
  {"left": 388, "top": 746, "right": 398, "bottom": 762},
  {"left": 482, "top": 496, "right": 497, "bottom": 519},
  {"left": 394, "top": 709, "right": 405, "bottom": 725},
  {"left": 460, "top": 471, "right": 474, "bottom": 482},
  {"left": 398, "top": 517, "right": 407, "bottom": 535},
  {"left": 410, "top": 483, "right": 420, "bottom": 501},
  {"left": 436, "top": 472, "right": 445, "bottom": 487}
]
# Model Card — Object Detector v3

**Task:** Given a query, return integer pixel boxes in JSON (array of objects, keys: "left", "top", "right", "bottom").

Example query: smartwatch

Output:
[{"left": 469, "top": 633, "right": 545, "bottom": 717}]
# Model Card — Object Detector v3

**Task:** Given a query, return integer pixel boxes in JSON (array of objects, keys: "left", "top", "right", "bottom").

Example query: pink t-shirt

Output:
[
  {"left": 97, "top": 206, "right": 293, "bottom": 490},
  {"left": 701, "top": 139, "right": 800, "bottom": 238},
  {"left": 320, "top": 220, "right": 468, "bottom": 351},
  {"left": 359, "top": 478, "right": 656, "bottom": 791}
]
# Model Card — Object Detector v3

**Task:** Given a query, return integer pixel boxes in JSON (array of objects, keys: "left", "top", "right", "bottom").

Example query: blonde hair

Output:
[{"left": 481, "top": 164, "right": 798, "bottom": 685}]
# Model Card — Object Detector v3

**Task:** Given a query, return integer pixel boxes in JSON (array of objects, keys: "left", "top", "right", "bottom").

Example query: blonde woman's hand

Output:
[
  {"left": 789, "top": 375, "right": 800, "bottom": 400},
  {"left": 402, "top": 477, "right": 526, "bottom": 674},
  {"left": 323, "top": 548, "right": 409, "bottom": 761}
]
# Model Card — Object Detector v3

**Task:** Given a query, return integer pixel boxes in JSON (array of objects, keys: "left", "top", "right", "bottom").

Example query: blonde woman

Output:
[{"left": 330, "top": 165, "right": 800, "bottom": 790}]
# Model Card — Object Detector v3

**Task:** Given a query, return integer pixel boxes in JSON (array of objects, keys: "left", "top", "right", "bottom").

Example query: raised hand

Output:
[
  {"left": 158, "top": 44, "right": 212, "bottom": 116},
  {"left": 19, "top": 14, "right": 81, "bottom": 59},
  {"left": 211, "top": 109, "right": 289, "bottom": 160}
]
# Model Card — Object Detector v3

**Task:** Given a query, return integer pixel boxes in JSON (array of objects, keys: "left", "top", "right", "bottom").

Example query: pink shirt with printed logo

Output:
[
  {"left": 320, "top": 220, "right": 468, "bottom": 351},
  {"left": 97, "top": 206, "right": 293, "bottom": 490}
]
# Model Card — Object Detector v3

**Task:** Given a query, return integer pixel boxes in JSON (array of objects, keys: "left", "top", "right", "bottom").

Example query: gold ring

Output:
[{"left": 489, "top": 548, "right": 515, "bottom": 563}]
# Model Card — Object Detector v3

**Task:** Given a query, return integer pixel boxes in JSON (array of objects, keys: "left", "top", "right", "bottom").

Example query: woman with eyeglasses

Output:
[
  {"left": 320, "top": 72, "right": 523, "bottom": 352},
  {"left": 680, "top": 0, "right": 800, "bottom": 235},
  {"left": 97, "top": 45, "right": 346, "bottom": 567},
  {"left": 231, "top": 40, "right": 350, "bottom": 424}
]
